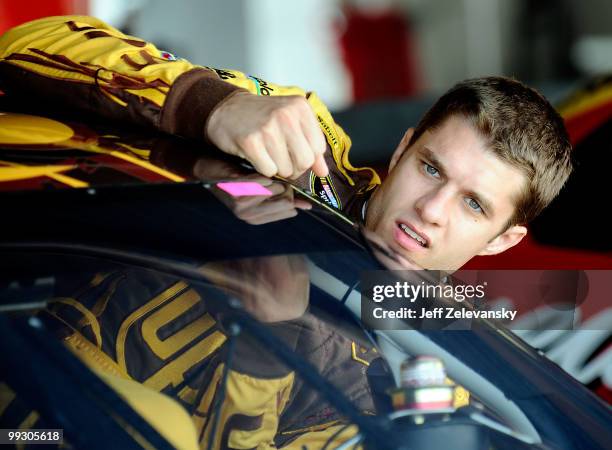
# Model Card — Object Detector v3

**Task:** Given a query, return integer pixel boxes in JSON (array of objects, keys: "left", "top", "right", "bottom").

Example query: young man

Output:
[{"left": 0, "top": 16, "right": 572, "bottom": 272}]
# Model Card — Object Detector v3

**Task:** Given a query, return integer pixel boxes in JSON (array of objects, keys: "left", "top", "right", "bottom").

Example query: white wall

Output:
[
  {"left": 90, "top": 0, "right": 351, "bottom": 110},
  {"left": 244, "top": 0, "right": 352, "bottom": 110}
]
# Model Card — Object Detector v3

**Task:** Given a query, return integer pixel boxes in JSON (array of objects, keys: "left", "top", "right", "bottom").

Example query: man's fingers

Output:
[
  {"left": 311, "top": 153, "right": 329, "bottom": 177},
  {"left": 232, "top": 183, "right": 285, "bottom": 209},
  {"left": 240, "top": 135, "right": 278, "bottom": 178},
  {"left": 234, "top": 183, "right": 288, "bottom": 210},
  {"left": 262, "top": 126, "right": 293, "bottom": 178},
  {"left": 244, "top": 208, "right": 298, "bottom": 225},
  {"left": 285, "top": 130, "right": 315, "bottom": 179},
  {"left": 299, "top": 109, "right": 327, "bottom": 157},
  {"left": 294, "top": 102, "right": 328, "bottom": 178},
  {"left": 294, "top": 198, "right": 312, "bottom": 210},
  {"left": 232, "top": 195, "right": 269, "bottom": 213},
  {"left": 227, "top": 180, "right": 311, "bottom": 225},
  {"left": 241, "top": 173, "right": 275, "bottom": 186},
  {"left": 208, "top": 93, "right": 330, "bottom": 180},
  {"left": 236, "top": 196, "right": 295, "bottom": 224}
]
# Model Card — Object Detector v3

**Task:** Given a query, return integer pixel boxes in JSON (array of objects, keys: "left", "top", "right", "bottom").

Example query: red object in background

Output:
[
  {"left": 464, "top": 234, "right": 612, "bottom": 270},
  {"left": 594, "top": 383, "right": 612, "bottom": 404},
  {"left": 564, "top": 98, "right": 612, "bottom": 148},
  {"left": 338, "top": 7, "right": 420, "bottom": 102},
  {"left": 0, "top": 0, "right": 88, "bottom": 34}
]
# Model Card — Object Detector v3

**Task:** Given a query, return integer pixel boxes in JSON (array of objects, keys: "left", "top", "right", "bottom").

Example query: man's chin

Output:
[
  {"left": 361, "top": 227, "right": 422, "bottom": 270},
  {"left": 388, "top": 243, "right": 428, "bottom": 270}
]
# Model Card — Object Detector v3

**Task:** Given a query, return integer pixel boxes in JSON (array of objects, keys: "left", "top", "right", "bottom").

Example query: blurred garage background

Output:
[
  {"left": 1, "top": 0, "right": 611, "bottom": 403},
  {"left": 3, "top": 0, "right": 612, "bottom": 110}
]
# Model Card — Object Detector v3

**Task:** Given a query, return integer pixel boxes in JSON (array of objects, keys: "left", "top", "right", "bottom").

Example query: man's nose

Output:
[{"left": 415, "top": 187, "right": 452, "bottom": 226}]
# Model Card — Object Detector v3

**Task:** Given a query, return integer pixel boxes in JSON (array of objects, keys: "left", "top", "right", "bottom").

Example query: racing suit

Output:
[
  {"left": 0, "top": 259, "right": 386, "bottom": 450},
  {"left": 0, "top": 15, "right": 380, "bottom": 221}
]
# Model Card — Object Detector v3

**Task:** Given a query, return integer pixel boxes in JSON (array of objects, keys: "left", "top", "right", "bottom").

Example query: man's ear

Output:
[
  {"left": 478, "top": 225, "right": 527, "bottom": 256},
  {"left": 389, "top": 128, "right": 415, "bottom": 173}
]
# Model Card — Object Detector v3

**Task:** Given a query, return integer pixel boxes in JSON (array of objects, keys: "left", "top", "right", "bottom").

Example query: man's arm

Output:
[{"left": 0, "top": 15, "right": 328, "bottom": 179}]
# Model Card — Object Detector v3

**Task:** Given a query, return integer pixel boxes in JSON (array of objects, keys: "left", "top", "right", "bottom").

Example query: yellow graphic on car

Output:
[
  {"left": 0, "top": 161, "right": 87, "bottom": 187},
  {"left": 0, "top": 113, "right": 74, "bottom": 145}
]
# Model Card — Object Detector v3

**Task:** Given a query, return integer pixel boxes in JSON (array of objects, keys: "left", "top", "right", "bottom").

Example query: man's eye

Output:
[
  {"left": 424, "top": 163, "right": 440, "bottom": 178},
  {"left": 466, "top": 198, "right": 483, "bottom": 213}
]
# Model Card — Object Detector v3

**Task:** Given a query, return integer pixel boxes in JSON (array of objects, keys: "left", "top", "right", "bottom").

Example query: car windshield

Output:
[{"left": 0, "top": 245, "right": 542, "bottom": 450}]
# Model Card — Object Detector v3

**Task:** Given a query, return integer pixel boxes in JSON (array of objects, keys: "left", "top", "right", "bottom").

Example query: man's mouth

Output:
[{"left": 396, "top": 222, "right": 429, "bottom": 248}]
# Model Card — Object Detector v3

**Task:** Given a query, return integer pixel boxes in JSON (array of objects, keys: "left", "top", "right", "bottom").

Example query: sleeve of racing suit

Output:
[
  {"left": 0, "top": 15, "right": 379, "bottom": 191},
  {"left": 0, "top": 15, "right": 246, "bottom": 142}
]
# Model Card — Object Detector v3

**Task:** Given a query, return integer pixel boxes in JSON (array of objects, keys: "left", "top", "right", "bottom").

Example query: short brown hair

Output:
[{"left": 410, "top": 76, "right": 573, "bottom": 226}]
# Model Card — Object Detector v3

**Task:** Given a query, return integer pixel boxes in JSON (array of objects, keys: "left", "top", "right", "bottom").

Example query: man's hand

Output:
[{"left": 206, "top": 92, "right": 329, "bottom": 179}]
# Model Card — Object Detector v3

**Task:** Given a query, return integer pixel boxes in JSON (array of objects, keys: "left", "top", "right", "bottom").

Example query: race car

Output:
[{"left": 0, "top": 96, "right": 610, "bottom": 450}]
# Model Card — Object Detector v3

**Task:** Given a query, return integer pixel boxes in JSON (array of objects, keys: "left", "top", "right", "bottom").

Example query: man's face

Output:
[{"left": 366, "top": 115, "right": 528, "bottom": 271}]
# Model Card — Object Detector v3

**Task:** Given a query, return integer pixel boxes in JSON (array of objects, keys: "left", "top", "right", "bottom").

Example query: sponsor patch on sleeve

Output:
[
  {"left": 310, "top": 171, "right": 342, "bottom": 210},
  {"left": 159, "top": 50, "right": 177, "bottom": 61}
]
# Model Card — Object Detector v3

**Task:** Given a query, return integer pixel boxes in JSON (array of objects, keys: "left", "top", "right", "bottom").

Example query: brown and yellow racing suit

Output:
[{"left": 0, "top": 15, "right": 380, "bottom": 221}]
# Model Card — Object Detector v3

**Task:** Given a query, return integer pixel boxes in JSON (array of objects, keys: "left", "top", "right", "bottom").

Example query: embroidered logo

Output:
[
  {"left": 310, "top": 171, "right": 342, "bottom": 210},
  {"left": 159, "top": 51, "right": 177, "bottom": 61},
  {"left": 247, "top": 75, "right": 274, "bottom": 96}
]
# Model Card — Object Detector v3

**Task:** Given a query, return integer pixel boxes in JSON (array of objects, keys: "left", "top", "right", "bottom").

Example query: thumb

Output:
[{"left": 311, "top": 153, "right": 329, "bottom": 178}]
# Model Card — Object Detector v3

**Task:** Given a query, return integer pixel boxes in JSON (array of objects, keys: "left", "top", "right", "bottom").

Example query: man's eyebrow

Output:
[
  {"left": 420, "top": 147, "right": 447, "bottom": 178},
  {"left": 465, "top": 189, "right": 495, "bottom": 216},
  {"left": 420, "top": 147, "right": 495, "bottom": 216}
]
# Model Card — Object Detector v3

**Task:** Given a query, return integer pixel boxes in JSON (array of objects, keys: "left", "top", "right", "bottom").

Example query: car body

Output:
[{"left": 0, "top": 94, "right": 610, "bottom": 450}]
